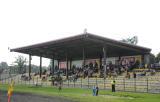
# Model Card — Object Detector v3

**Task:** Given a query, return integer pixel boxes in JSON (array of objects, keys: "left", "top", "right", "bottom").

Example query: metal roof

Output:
[{"left": 10, "top": 33, "right": 151, "bottom": 60}]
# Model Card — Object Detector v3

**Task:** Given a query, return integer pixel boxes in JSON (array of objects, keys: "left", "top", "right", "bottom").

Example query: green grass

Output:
[{"left": 0, "top": 84, "right": 160, "bottom": 102}]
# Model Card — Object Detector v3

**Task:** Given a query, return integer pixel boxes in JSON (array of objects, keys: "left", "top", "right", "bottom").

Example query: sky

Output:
[{"left": 0, "top": 0, "right": 160, "bottom": 66}]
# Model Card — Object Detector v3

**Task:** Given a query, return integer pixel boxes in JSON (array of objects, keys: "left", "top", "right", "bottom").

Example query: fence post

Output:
[
  {"left": 7, "top": 78, "right": 9, "bottom": 84},
  {"left": 18, "top": 76, "right": 19, "bottom": 85},
  {"left": 46, "top": 80, "right": 47, "bottom": 86},
  {"left": 1, "top": 78, "right": 2, "bottom": 84},
  {"left": 46, "top": 80, "right": 48, "bottom": 86},
  {"left": 40, "top": 77, "right": 42, "bottom": 86},
  {"left": 104, "top": 78, "right": 105, "bottom": 90},
  {"left": 21, "top": 77, "right": 22, "bottom": 85},
  {"left": 33, "top": 77, "right": 34, "bottom": 85},
  {"left": 68, "top": 79, "right": 69, "bottom": 87},
  {"left": 25, "top": 78, "right": 26, "bottom": 86},
  {"left": 74, "top": 80, "right": 75, "bottom": 88},
  {"left": 1, "top": 78, "right": 3, "bottom": 84},
  {"left": 5, "top": 78, "right": 6, "bottom": 84},
  {"left": 29, "top": 77, "right": 31, "bottom": 86},
  {"left": 123, "top": 78, "right": 125, "bottom": 91},
  {"left": 96, "top": 77, "right": 98, "bottom": 86},
  {"left": 146, "top": 78, "right": 148, "bottom": 93},
  {"left": 81, "top": 77, "right": 82, "bottom": 88},
  {"left": 0, "top": 74, "right": 1, "bottom": 82},
  {"left": 88, "top": 77, "right": 89, "bottom": 88},
  {"left": 61, "top": 80, "right": 63, "bottom": 87},
  {"left": 134, "top": 78, "right": 136, "bottom": 92},
  {"left": 37, "top": 77, "right": 38, "bottom": 85}
]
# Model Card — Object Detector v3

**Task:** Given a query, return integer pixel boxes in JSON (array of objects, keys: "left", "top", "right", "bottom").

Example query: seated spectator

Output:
[
  {"left": 150, "top": 69, "right": 156, "bottom": 75},
  {"left": 125, "top": 71, "right": 130, "bottom": 79},
  {"left": 140, "top": 71, "right": 146, "bottom": 76},
  {"left": 133, "top": 72, "right": 137, "bottom": 78}
]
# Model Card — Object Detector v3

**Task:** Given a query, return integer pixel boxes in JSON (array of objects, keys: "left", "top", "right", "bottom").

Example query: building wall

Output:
[{"left": 58, "top": 55, "right": 143, "bottom": 69}]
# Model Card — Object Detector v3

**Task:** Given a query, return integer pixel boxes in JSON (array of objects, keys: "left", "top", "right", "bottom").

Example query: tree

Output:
[
  {"left": 0, "top": 62, "right": 8, "bottom": 69},
  {"left": 14, "top": 55, "right": 27, "bottom": 74},
  {"left": 121, "top": 36, "right": 138, "bottom": 45},
  {"left": 155, "top": 52, "right": 160, "bottom": 63},
  {"left": 149, "top": 53, "right": 156, "bottom": 64}
]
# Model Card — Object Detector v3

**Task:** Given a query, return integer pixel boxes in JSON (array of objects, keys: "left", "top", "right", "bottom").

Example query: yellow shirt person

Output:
[
  {"left": 8, "top": 80, "right": 14, "bottom": 96},
  {"left": 7, "top": 80, "right": 14, "bottom": 102},
  {"left": 111, "top": 80, "right": 116, "bottom": 92}
]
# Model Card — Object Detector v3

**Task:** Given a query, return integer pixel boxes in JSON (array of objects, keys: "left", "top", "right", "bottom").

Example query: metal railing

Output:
[{"left": 1, "top": 74, "right": 160, "bottom": 94}]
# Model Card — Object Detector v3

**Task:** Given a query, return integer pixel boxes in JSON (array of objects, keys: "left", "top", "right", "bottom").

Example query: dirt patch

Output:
[{"left": 0, "top": 90, "right": 74, "bottom": 102}]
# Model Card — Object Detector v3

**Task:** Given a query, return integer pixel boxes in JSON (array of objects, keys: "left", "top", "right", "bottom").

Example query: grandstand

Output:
[
  {"left": 1, "top": 33, "right": 159, "bottom": 93},
  {"left": 10, "top": 33, "right": 151, "bottom": 78}
]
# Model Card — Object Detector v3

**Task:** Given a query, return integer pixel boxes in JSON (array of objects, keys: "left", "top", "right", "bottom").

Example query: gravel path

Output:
[{"left": 0, "top": 90, "right": 74, "bottom": 102}]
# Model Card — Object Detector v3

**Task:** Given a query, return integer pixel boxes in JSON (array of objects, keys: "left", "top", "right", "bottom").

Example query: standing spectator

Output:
[
  {"left": 58, "top": 84, "right": 62, "bottom": 91},
  {"left": 89, "top": 62, "right": 93, "bottom": 70},
  {"left": 96, "top": 86, "right": 99, "bottom": 96},
  {"left": 126, "top": 71, "right": 130, "bottom": 79},
  {"left": 111, "top": 79, "right": 116, "bottom": 92},
  {"left": 92, "top": 85, "right": 96, "bottom": 96},
  {"left": 94, "top": 60, "right": 98, "bottom": 73},
  {"left": 145, "top": 64, "right": 148, "bottom": 68}
]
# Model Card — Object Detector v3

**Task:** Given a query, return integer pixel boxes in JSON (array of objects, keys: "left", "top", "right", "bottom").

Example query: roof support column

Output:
[
  {"left": 52, "top": 58, "right": 54, "bottom": 76},
  {"left": 58, "top": 60, "right": 60, "bottom": 70},
  {"left": 66, "top": 53, "right": 68, "bottom": 79},
  {"left": 118, "top": 56, "right": 121, "bottom": 66},
  {"left": 103, "top": 47, "right": 107, "bottom": 79},
  {"left": 40, "top": 56, "right": 42, "bottom": 78},
  {"left": 29, "top": 54, "right": 32, "bottom": 79},
  {"left": 141, "top": 55, "right": 144, "bottom": 68},
  {"left": 82, "top": 48, "right": 85, "bottom": 69},
  {"left": 99, "top": 55, "right": 102, "bottom": 74},
  {"left": 70, "top": 59, "right": 72, "bottom": 70}
]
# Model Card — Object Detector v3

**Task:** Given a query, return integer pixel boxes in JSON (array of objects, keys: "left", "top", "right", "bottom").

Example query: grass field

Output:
[{"left": 0, "top": 84, "right": 160, "bottom": 102}]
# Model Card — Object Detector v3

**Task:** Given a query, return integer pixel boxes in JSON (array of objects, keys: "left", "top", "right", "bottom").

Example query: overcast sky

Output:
[{"left": 0, "top": 0, "right": 160, "bottom": 66}]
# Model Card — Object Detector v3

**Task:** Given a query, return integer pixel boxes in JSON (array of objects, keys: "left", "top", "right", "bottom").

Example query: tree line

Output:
[{"left": 0, "top": 55, "right": 49, "bottom": 74}]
